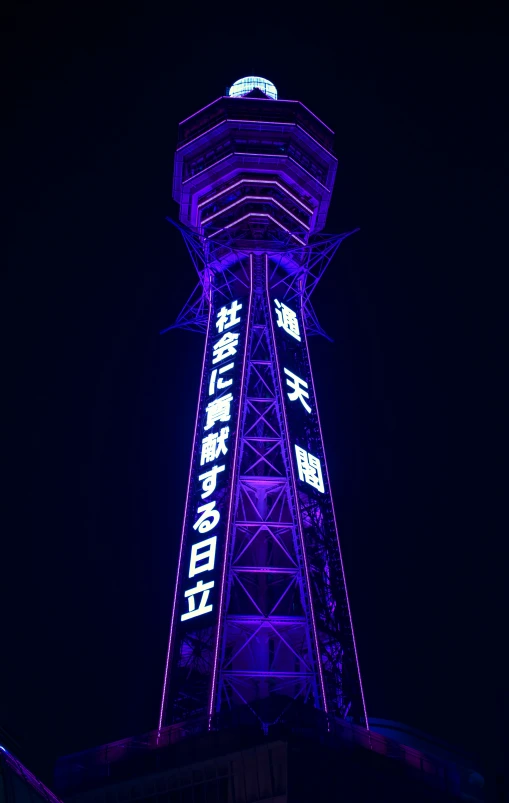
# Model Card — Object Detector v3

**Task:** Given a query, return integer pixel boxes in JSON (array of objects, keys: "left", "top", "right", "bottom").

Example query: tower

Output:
[
  {"left": 159, "top": 77, "right": 367, "bottom": 734},
  {"left": 54, "top": 77, "right": 485, "bottom": 803}
]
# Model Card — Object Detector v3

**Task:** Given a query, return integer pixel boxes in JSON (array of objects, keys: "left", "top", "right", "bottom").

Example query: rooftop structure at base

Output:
[{"left": 54, "top": 716, "right": 484, "bottom": 802}]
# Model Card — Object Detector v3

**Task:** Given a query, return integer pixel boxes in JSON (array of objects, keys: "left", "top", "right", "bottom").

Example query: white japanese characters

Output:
[
  {"left": 193, "top": 500, "right": 220, "bottom": 534},
  {"left": 216, "top": 299, "right": 242, "bottom": 333},
  {"left": 181, "top": 579, "right": 214, "bottom": 621},
  {"left": 274, "top": 298, "right": 301, "bottom": 341},
  {"left": 295, "top": 445, "right": 325, "bottom": 493},
  {"left": 204, "top": 393, "right": 233, "bottom": 431},
  {"left": 284, "top": 367, "right": 311, "bottom": 413},
  {"left": 198, "top": 465, "right": 225, "bottom": 498},
  {"left": 189, "top": 536, "right": 217, "bottom": 577},
  {"left": 273, "top": 296, "right": 326, "bottom": 496},
  {"left": 181, "top": 299, "right": 244, "bottom": 624},
  {"left": 209, "top": 363, "right": 234, "bottom": 395},
  {"left": 212, "top": 332, "right": 240, "bottom": 364}
]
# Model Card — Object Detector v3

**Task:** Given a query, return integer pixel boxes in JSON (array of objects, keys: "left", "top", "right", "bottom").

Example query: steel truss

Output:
[
  {"left": 215, "top": 255, "right": 322, "bottom": 730},
  {"left": 161, "top": 219, "right": 359, "bottom": 340},
  {"left": 161, "top": 223, "right": 367, "bottom": 732},
  {"left": 265, "top": 253, "right": 367, "bottom": 725}
]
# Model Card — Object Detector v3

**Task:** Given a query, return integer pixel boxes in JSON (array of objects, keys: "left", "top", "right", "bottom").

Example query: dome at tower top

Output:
[{"left": 228, "top": 76, "right": 278, "bottom": 100}]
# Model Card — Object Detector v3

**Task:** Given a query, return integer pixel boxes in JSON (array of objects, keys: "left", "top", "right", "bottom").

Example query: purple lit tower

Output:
[{"left": 159, "top": 76, "right": 368, "bottom": 734}]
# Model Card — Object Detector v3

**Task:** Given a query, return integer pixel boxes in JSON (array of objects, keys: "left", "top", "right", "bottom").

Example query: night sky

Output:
[{"left": 3, "top": 5, "right": 507, "bottom": 796}]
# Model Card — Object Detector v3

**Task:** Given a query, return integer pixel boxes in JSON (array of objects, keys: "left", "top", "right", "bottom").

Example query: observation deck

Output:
[{"left": 173, "top": 79, "right": 338, "bottom": 251}]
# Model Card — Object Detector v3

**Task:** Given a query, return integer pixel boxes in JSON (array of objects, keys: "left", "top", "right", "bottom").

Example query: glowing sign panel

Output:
[
  {"left": 179, "top": 299, "right": 247, "bottom": 625},
  {"left": 269, "top": 282, "right": 328, "bottom": 500}
]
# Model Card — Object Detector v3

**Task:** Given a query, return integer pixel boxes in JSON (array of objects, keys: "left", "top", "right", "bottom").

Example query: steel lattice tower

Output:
[{"left": 159, "top": 77, "right": 368, "bottom": 735}]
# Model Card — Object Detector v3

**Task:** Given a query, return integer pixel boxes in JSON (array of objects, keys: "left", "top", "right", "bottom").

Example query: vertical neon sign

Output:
[
  {"left": 268, "top": 265, "right": 367, "bottom": 723},
  {"left": 160, "top": 272, "right": 250, "bottom": 725}
]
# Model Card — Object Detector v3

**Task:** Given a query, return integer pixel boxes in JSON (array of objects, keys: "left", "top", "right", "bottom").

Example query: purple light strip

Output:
[
  {"left": 177, "top": 119, "right": 303, "bottom": 153},
  {"left": 296, "top": 125, "right": 337, "bottom": 159},
  {"left": 286, "top": 157, "right": 330, "bottom": 192},
  {"left": 208, "top": 256, "right": 254, "bottom": 728},
  {"left": 186, "top": 120, "right": 335, "bottom": 160},
  {"left": 226, "top": 95, "right": 335, "bottom": 135},
  {"left": 228, "top": 119, "right": 293, "bottom": 125},
  {"left": 300, "top": 296, "right": 369, "bottom": 730},
  {"left": 176, "top": 120, "right": 228, "bottom": 151},
  {"left": 201, "top": 195, "right": 310, "bottom": 230},
  {"left": 209, "top": 212, "right": 306, "bottom": 246},
  {"left": 198, "top": 179, "right": 313, "bottom": 215},
  {"left": 230, "top": 153, "right": 322, "bottom": 188},
  {"left": 182, "top": 153, "right": 231, "bottom": 185},
  {"left": 183, "top": 153, "right": 329, "bottom": 195},
  {"left": 223, "top": 670, "right": 314, "bottom": 679},
  {"left": 179, "top": 97, "right": 223, "bottom": 126},
  {"left": 265, "top": 255, "right": 329, "bottom": 715},
  {"left": 158, "top": 300, "right": 213, "bottom": 733},
  {"left": 178, "top": 95, "right": 334, "bottom": 136}
]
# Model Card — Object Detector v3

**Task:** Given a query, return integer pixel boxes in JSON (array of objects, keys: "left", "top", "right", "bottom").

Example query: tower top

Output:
[{"left": 228, "top": 76, "right": 278, "bottom": 100}]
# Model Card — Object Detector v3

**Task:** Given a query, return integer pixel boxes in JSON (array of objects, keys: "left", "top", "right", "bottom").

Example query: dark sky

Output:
[{"left": 2, "top": 3, "right": 507, "bottom": 794}]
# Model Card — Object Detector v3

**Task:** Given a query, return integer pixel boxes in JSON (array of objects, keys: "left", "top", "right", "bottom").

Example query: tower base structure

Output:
[
  {"left": 54, "top": 714, "right": 484, "bottom": 803},
  {"left": 53, "top": 79, "right": 485, "bottom": 803}
]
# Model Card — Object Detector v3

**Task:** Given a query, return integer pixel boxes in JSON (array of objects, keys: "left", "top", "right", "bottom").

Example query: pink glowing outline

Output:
[
  {"left": 182, "top": 153, "right": 329, "bottom": 194},
  {"left": 179, "top": 97, "right": 223, "bottom": 126},
  {"left": 223, "top": 94, "right": 335, "bottom": 135},
  {"left": 296, "top": 125, "right": 338, "bottom": 159},
  {"left": 297, "top": 101, "right": 335, "bottom": 134},
  {"left": 182, "top": 153, "right": 232, "bottom": 185},
  {"left": 201, "top": 195, "right": 310, "bottom": 230},
  {"left": 177, "top": 118, "right": 336, "bottom": 161},
  {"left": 286, "top": 157, "right": 330, "bottom": 192},
  {"left": 198, "top": 178, "right": 313, "bottom": 215},
  {"left": 208, "top": 257, "right": 254, "bottom": 727},
  {"left": 265, "top": 255, "right": 329, "bottom": 716},
  {"left": 301, "top": 294, "right": 369, "bottom": 730},
  {"left": 209, "top": 212, "right": 306, "bottom": 246},
  {"left": 178, "top": 95, "right": 334, "bottom": 136},
  {"left": 177, "top": 119, "right": 296, "bottom": 153},
  {"left": 158, "top": 299, "right": 213, "bottom": 733}
]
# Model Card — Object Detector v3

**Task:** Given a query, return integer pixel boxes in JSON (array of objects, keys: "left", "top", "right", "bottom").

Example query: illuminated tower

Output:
[{"left": 159, "top": 76, "right": 367, "bottom": 734}]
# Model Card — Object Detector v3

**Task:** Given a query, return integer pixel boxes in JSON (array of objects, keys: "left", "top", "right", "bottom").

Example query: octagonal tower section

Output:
[{"left": 172, "top": 81, "right": 338, "bottom": 259}]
